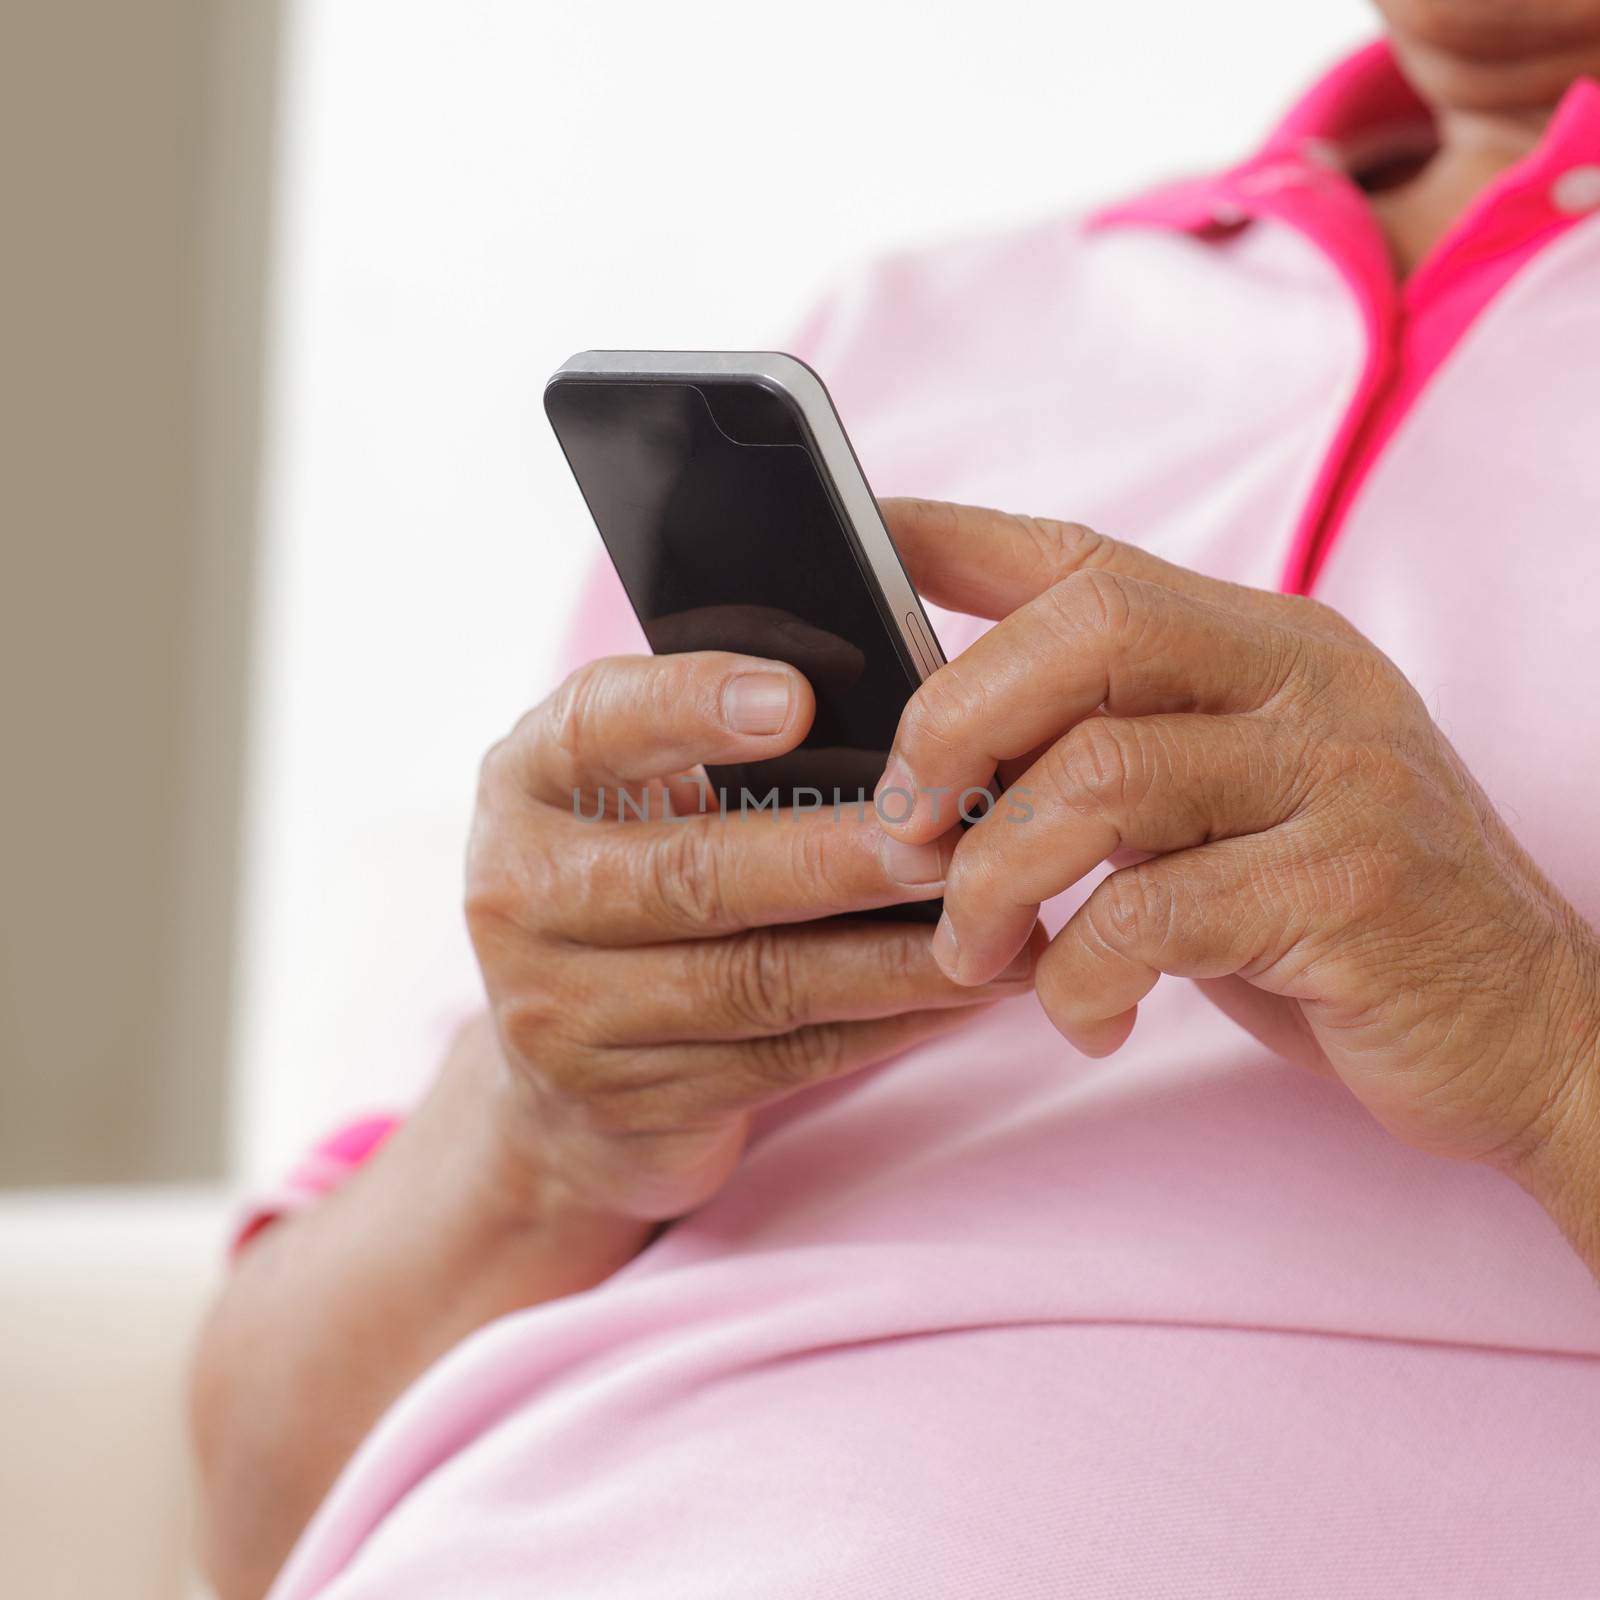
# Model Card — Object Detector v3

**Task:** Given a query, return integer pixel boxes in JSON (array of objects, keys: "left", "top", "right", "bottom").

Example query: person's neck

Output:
[{"left": 1367, "top": 103, "right": 1554, "bottom": 279}]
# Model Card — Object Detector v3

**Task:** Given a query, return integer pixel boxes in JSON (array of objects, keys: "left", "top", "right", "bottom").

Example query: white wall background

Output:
[{"left": 233, "top": 0, "right": 1373, "bottom": 1180}]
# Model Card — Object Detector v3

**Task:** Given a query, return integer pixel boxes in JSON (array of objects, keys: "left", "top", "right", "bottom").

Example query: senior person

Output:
[{"left": 194, "top": 5, "right": 1600, "bottom": 1597}]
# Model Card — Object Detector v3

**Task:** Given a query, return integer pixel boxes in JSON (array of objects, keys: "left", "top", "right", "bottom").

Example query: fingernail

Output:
[
  {"left": 723, "top": 672, "right": 793, "bottom": 735},
  {"left": 875, "top": 757, "right": 916, "bottom": 825},
  {"left": 930, "top": 912, "right": 960, "bottom": 979},
  {"left": 879, "top": 834, "right": 946, "bottom": 889}
]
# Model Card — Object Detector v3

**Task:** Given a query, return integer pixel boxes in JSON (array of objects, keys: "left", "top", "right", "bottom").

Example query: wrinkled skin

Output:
[
  {"left": 465, "top": 647, "right": 1040, "bottom": 1221},
  {"left": 873, "top": 500, "right": 1600, "bottom": 1176}
]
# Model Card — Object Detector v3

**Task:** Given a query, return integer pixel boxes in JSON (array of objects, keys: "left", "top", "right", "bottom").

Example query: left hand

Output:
[{"left": 875, "top": 498, "right": 1600, "bottom": 1183}]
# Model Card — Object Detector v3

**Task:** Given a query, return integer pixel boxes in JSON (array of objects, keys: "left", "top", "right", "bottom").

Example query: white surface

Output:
[
  {"left": 233, "top": 0, "right": 1372, "bottom": 1179},
  {"left": 0, "top": 1187, "right": 229, "bottom": 1600}
]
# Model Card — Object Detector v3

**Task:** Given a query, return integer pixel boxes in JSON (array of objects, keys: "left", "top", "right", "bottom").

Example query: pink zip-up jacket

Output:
[{"left": 262, "top": 42, "right": 1600, "bottom": 1599}]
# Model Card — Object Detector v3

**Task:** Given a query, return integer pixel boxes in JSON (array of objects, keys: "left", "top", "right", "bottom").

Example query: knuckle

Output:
[
  {"left": 1363, "top": 655, "right": 1426, "bottom": 725},
  {"left": 1369, "top": 740, "right": 1435, "bottom": 815},
  {"left": 1318, "top": 728, "right": 1432, "bottom": 820},
  {"left": 546, "top": 660, "right": 611, "bottom": 775},
  {"left": 1093, "top": 867, "right": 1170, "bottom": 952},
  {"left": 463, "top": 862, "right": 516, "bottom": 938},
  {"left": 901, "top": 664, "right": 973, "bottom": 761},
  {"left": 1048, "top": 566, "right": 1137, "bottom": 642},
  {"left": 1061, "top": 718, "right": 1150, "bottom": 814},
  {"left": 465, "top": 815, "right": 562, "bottom": 938},
  {"left": 1285, "top": 628, "right": 1416, "bottom": 728},
  {"left": 495, "top": 988, "right": 570, "bottom": 1078},
  {"left": 716, "top": 929, "right": 805, "bottom": 1034},
  {"left": 1263, "top": 623, "right": 1321, "bottom": 710},
  {"left": 644, "top": 824, "right": 725, "bottom": 931},
  {"left": 1019, "top": 515, "right": 1115, "bottom": 579},
  {"left": 1024, "top": 512, "right": 1113, "bottom": 576},
  {"left": 748, "top": 1020, "right": 845, "bottom": 1088},
  {"left": 647, "top": 654, "right": 708, "bottom": 728},
  {"left": 870, "top": 927, "right": 928, "bottom": 988},
  {"left": 1283, "top": 593, "right": 1360, "bottom": 642}
]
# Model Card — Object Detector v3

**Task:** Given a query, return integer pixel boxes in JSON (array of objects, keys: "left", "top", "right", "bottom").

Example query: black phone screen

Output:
[{"left": 545, "top": 375, "right": 925, "bottom": 819}]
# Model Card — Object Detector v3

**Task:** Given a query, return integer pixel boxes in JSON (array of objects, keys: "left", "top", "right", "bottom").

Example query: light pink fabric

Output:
[
  {"left": 1096, "top": 40, "right": 1600, "bottom": 593},
  {"left": 265, "top": 43, "right": 1600, "bottom": 1599}
]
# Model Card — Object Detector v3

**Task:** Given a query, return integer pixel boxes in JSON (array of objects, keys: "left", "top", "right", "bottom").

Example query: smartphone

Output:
[{"left": 544, "top": 351, "right": 946, "bottom": 918}]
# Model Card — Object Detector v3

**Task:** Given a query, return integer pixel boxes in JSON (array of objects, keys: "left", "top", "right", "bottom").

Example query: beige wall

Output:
[{"left": 0, "top": 1, "right": 279, "bottom": 1182}]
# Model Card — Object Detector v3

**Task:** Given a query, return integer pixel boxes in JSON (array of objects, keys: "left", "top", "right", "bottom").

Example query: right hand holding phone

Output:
[{"left": 464, "top": 651, "right": 1040, "bottom": 1222}]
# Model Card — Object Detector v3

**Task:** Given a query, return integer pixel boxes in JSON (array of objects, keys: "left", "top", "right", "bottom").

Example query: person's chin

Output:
[
  {"left": 1379, "top": 0, "right": 1600, "bottom": 62},
  {"left": 1381, "top": 5, "right": 1600, "bottom": 115}
]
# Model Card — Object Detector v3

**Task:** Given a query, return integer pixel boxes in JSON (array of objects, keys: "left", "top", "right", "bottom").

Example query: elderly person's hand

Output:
[
  {"left": 878, "top": 499, "right": 1600, "bottom": 1256},
  {"left": 466, "top": 649, "right": 1038, "bottom": 1222}
]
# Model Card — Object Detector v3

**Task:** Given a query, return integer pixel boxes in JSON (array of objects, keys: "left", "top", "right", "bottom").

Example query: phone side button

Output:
[{"left": 904, "top": 611, "right": 938, "bottom": 678}]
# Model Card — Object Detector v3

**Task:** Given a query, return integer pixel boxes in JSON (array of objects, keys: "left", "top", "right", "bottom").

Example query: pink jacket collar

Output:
[{"left": 1092, "top": 38, "right": 1600, "bottom": 244}]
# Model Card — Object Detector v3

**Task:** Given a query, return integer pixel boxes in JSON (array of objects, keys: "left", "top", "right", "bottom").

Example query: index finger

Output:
[{"left": 877, "top": 570, "right": 1300, "bottom": 844}]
